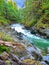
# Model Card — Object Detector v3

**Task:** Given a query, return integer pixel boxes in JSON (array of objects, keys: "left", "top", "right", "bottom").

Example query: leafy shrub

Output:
[
  {"left": 0, "top": 32, "right": 14, "bottom": 42},
  {"left": 0, "top": 45, "right": 10, "bottom": 53},
  {"left": 2, "top": 35, "right": 14, "bottom": 42},
  {"left": 0, "top": 0, "right": 21, "bottom": 25},
  {"left": 0, "top": 16, "right": 10, "bottom": 25}
]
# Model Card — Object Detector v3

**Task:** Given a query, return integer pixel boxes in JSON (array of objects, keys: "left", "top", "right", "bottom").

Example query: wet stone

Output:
[{"left": 0, "top": 60, "right": 6, "bottom": 65}]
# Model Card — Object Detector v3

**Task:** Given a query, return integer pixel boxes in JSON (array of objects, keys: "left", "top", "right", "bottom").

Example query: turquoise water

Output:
[
  {"left": 11, "top": 24, "right": 49, "bottom": 50},
  {"left": 23, "top": 34, "right": 49, "bottom": 50}
]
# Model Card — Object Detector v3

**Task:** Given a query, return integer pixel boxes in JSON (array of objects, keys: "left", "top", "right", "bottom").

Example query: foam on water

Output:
[
  {"left": 11, "top": 24, "right": 49, "bottom": 49},
  {"left": 11, "top": 24, "right": 40, "bottom": 39}
]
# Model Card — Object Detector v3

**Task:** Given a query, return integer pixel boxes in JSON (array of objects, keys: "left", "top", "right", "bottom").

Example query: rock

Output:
[
  {"left": 23, "top": 59, "right": 42, "bottom": 65},
  {"left": 36, "top": 33, "right": 40, "bottom": 37},
  {"left": 10, "top": 60, "right": 18, "bottom": 65},
  {"left": 20, "top": 54, "right": 35, "bottom": 61},
  {"left": 0, "top": 60, "right": 6, "bottom": 65},
  {"left": 11, "top": 43, "right": 29, "bottom": 59},
  {"left": 5, "top": 27, "right": 11, "bottom": 31},
  {"left": 47, "top": 47, "right": 49, "bottom": 53},
  {"left": 9, "top": 53, "right": 22, "bottom": 64},
  {"left": 0, "top": 52, "right": 9, "bottom": 60},
  {"left": 30, "top": 27, "right": 37, "bottom": 34},
  {"left": 43, "top": 29, "right": 49, "bottom": 37},
  {"left": 9, "top": 53, "right": 29, "bottom": 65},
  {"left": 30, "top": 26, "right": 49, "bottom": 38},
  {"left": 26, "top": 45, "right": 42, "bottom": 60},
  {"left": 43, "top": 54, "right": 49, "bottom": 64},
  {"left": 5, "top": 60, "right": 11, "bottom": 65},
  {"left": 40, "top": 61, "right": 48, "bottom": 65}
]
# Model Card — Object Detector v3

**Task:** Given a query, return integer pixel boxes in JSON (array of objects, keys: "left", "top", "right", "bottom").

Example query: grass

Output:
[{"left": 0, "top": 32, "right": 14, "bottom": 42}]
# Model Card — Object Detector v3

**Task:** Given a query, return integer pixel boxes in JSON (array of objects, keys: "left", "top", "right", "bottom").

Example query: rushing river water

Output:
[{"left": 11, "top": 24, "right": 49, "bottom": 50}]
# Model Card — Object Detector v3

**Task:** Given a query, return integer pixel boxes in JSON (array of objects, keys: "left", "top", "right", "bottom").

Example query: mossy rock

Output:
[
  {"left": 23, "top": 59, "right": 42, "bottom": 65},
  {"left": 5, "top": 60, "right": 11, "bottom": 65},
  {"left": 0, "top": 32, "right": 14, "bottom": 42}
]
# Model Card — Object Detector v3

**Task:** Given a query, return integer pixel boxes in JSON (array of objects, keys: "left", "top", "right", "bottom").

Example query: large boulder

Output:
[
  {"left": 47, "top": 47, "right": 49, "bottom": 54},
  {"left": 0, "top": 60, "right": 6, "bottom": 65},
  {"left": 41, "top": 61, "right": 48, "bottom": 65},
  {"left": 43, "top": 29, "right": 49, "bottom": 38},
  {"left": 30, "top": 26, "right": 49, "bottom": 38},
  {"left": 43, "top": 54, "right": 49, "bottom": 65},
  {"left": 0, "top": 52, "right": 9, "bottom": 60},
  {"left": 25, "top": 44, "right": 42, "bottom": 60},
  {"left": 23, "top": 59, "right": 42, "bottom": 65}
]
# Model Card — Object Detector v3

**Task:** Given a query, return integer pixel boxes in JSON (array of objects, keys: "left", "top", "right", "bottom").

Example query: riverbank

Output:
[
  {"left": 0, "top": 24, "right": 49, "bottom": 65},
  {"left": 0, "top": 24, "right": 49, "bottom": 50},
  {"left": 30, "top": 26, "right": 49, "bottom": 39},
  {"left": 0, "top": 0, "right": 49, "bottom": 65},
  {"left": 0, "top": 40, "right": 42, "bottom": 65},
  {"left": 0, "top": 26, "right": 42, "bottom": 65},
  {"left": 0, "top": 39, "right": 48, "bottom": 65}
]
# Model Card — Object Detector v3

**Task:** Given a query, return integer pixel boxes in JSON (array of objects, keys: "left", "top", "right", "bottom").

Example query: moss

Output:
[
  {"left": 0, "top": 32, "right": 14, "bottom": 42},
  {"left": 5, "top": 60, "right": 11, "bottom": 65},
  {"left": 2, "top": 35, "right": 14, "bottom": 42},
  {"left": 23, "top": 59, "right": 42, "bottom": 65},
  {"left": 41, "top": 50, "right": 47, "bottom": 56},
  {"left": 0, "top": 45, "right": 10, "bottom": 53}
]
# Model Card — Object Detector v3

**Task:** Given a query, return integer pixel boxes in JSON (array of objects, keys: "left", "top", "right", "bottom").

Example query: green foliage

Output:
[
  {"left": 0, "top": 0, "right": 49, "bottom": 28},
  {"left": 0, "top": 32, "right": 14, "bottom": 42},
  {"left": 5, "top": 1, "right": 20, "bottom": 22},
  {"left": 21, "top": 0, "right": 49, "bottom": 28},
  {"left": 0, "top": 16, "right": 10, "bottom": 25},
  {"left": 0, "top": 45, "right": 10, "bottom": 53},
  {"left": 0, "top": 0, "right": 21, "bottom": 25},
  {"left": 2, "top": 35, "right": 14, "bottom": 41},
  {"left": 5, "top": 60, "right": 11, "bottom": 65},
  {"left": 20, "top": 0, "right": 39, "bottom": 27}
]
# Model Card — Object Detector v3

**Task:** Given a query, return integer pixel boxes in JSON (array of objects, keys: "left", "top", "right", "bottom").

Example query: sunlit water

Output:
[{"left": 11, "top": 24, "right": 49, "bottom": 50}]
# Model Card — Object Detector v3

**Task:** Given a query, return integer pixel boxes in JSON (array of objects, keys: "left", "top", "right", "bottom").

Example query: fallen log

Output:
[{"left": 0, "top": 40, "right": 13, "bottom": 47}]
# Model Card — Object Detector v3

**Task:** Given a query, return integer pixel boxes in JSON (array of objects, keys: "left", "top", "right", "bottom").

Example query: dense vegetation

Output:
[
  {"left": 0, "top": 45, "right": 10, "bottom": 53},
  {"left": 0, "top": 0, "right": 21, "bottom": 25},
  {"left": 0, "top": 0, "right": 49, "bottom": 28},
  {"left": 0, "top": 32, "right": 14, "bottom": 41},
  {"left": 21, "top": 0, "right": 49, "bottom": 28},
  {"left": 0, "top": 1, "right": 49, "bottom": 64}
]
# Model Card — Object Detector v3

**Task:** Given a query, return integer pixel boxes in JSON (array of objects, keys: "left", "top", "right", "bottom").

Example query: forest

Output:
[{"left": 0, "top": 0, "right": 49, "bottom": 65}]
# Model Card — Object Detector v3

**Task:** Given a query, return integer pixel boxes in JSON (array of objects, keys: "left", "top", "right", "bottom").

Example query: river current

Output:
[{"left": 11, "top": 24, "right": 49, "bottom": 50}]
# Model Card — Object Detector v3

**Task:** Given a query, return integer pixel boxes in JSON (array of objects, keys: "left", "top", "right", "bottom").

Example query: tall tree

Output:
[{"left": 21, "top": 0, "right": 49, "bottom": 27}]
